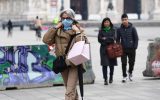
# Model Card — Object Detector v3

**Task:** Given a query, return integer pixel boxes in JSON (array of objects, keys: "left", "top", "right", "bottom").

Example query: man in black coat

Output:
[{"left": 117, "top": 14, "right": 139, "bottom": 83}]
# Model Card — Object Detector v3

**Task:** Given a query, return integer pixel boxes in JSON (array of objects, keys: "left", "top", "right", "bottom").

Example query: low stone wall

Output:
[
  {"left": 143, "top": 38, "right": 160, "bottom": 77},
  {"left": 0, "top": 44, "right": 95, "bottom": 90}
]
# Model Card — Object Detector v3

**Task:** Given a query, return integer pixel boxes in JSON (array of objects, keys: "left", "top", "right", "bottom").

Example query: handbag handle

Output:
[{"left": 77, "top": 33, "right": 88, "bottom": 43}]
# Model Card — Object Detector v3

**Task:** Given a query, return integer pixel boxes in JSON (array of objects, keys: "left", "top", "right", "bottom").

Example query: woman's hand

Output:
[{"left": 102, "top": 37, "right": 106, "bottom": 40}]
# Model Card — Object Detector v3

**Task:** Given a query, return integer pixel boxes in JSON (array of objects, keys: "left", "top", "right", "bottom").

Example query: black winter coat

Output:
[
  {"left": 117, "top": 23, "right": 139, "bottom": 49},
  {"left": 98, "top": 29, "right": 117, "bottom": 66}
]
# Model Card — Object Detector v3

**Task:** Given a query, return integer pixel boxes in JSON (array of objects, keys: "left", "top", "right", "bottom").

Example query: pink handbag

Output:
[{"left": 67, "top": 41, "right": 90, "bottom": 65}]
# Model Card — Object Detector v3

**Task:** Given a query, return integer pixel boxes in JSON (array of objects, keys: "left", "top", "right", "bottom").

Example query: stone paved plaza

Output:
[{"left": 0, "top": 26, "right": 160, "bottom": 100}]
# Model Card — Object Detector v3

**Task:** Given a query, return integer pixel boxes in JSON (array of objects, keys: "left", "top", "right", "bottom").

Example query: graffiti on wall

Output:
[{"left": 0, "top": 45, "right": 63, "bottom": 87}]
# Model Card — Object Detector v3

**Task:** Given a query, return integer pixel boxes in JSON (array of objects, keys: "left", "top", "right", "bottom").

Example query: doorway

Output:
[
  {"left": 124, "top": 0, "right": 141, "bottom": 19},
  {"left": 70, "top": 0, "right": 88, "bottom": 20}
]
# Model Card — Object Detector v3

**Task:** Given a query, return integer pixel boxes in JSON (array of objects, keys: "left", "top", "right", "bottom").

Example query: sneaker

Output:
[
  {"left": 122, "top": 77, "right": 127, "bottom": 83},
  {"left": 129, "top": 74, "right": 133, "bottom": 81}
]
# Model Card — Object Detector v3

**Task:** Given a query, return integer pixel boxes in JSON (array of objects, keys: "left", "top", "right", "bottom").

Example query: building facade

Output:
[
  {"left": 90, "top": 0, "right": 160, "bottom": 20},
  {"left": 0, "top": 0, "right": 160, "bottom": 21},
  {"left": 0, "top": 0, "right": 60, "bottom": 21}
]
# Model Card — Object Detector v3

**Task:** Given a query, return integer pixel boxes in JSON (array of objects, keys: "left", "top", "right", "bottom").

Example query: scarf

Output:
[{"left": 103, "top": 27, "right": 111, "bottom": 32}]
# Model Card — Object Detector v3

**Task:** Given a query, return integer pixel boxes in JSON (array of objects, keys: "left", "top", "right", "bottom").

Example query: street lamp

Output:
[{"left": 60, "top": 0, "right": 64, "bottom": 11}]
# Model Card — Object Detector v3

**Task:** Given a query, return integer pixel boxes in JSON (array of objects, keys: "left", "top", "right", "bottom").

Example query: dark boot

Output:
[
  {"left": 109, "top": 76, "right": 113, "bottom": 84},
  {"left": 109, "top": 66, "right": 114, "bottom": 84},
  {"left": 104, "top": 79, "right": 108, "bottom": 85},
  {"left": 102, "top": 66, "right": 108, "bottom": 85}
]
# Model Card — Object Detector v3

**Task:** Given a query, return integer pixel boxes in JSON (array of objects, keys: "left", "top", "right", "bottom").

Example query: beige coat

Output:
[{"left": 54, "top": 29, "right": 88, "bottom": 67}]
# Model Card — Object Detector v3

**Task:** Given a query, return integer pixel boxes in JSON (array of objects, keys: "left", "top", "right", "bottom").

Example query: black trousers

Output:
[
  {"left": 102, "top": 66, "right": 114, "bottom": 81},
  {"left": 121, "top": 49, "right": 136, "bottom": 77},
  {"left": 35, "top": 27, "right": 41, "bottom": 38}
]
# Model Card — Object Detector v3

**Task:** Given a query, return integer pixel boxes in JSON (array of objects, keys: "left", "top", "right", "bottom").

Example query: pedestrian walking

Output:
[
  {"left": 7, "top": 19, "right": 13, "bottom": 37},
  {"left": 116, "top": 14, "right": 139, "bottom": 83},
  {"left": 98, "top": 17, "right": 117, "bottom": 85},
  {"left": 34, "top": 16, "right": 42, "bottom": 41},
  {"left": 53, "top": 9, "right": 85, "bottom": 100}
]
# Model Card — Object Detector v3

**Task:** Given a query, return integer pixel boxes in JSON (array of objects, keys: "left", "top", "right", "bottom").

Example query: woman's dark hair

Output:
[{"left": 101, "top": 17, "right": 113, "bottom": 29}]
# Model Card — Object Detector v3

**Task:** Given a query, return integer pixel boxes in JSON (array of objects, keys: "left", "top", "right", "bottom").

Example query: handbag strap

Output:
[{"left": 65, "top": 34, "right": 77, "bottom": 54}]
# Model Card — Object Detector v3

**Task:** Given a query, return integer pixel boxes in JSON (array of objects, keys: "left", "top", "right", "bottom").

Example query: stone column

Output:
[
  {"left": 141, "top": 0, "right": 150, "bottom": 20},
  {"left": 57, "top": 0, "right": 61, "bottom": 14},
  {"left": 63, "top": 0, "right": 70, "bottom": 9},
  {"left": 46, "top": 0, "right": 52, "bottom": 21},
  {"left": 24, "top": 0, "right": 38, "bottom": 20},
  {"left": 99, "top": 0, "right": 108, "bottom": 18},
  {"left": 23, "top": 0, "right": 49, "bottom": 20},
  {"left": 155, "top": 0, "right": 160, "bottom": 10},
  {"left": 0, "top": 0, "right": 10, "bottom": 20},
  {"left": 47, "top": 0, "right": 59, "bottom": 21},
  {"left": 152, "top": 0, "right": 160, "bottom": 20}
]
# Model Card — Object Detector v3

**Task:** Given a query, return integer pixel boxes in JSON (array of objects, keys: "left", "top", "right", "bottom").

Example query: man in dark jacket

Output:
[{"left": 117, "top": 14, "right": 139, "bottom": 83}]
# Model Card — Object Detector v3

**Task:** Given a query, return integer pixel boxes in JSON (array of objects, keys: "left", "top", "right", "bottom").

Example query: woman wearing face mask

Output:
[
  {"left": 53, "top": 9, "right": 85, "bottom": 100},
  {"left": 55, "top": 9, "right": 81, "bottom": 34},
  {"left": 98, "top": 17, "right": 117, "bottom": 85}
]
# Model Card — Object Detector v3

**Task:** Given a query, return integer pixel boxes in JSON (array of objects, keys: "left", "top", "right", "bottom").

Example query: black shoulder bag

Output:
[{"left": 52, "top": 33, "right": 77, "bottom": 74}]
